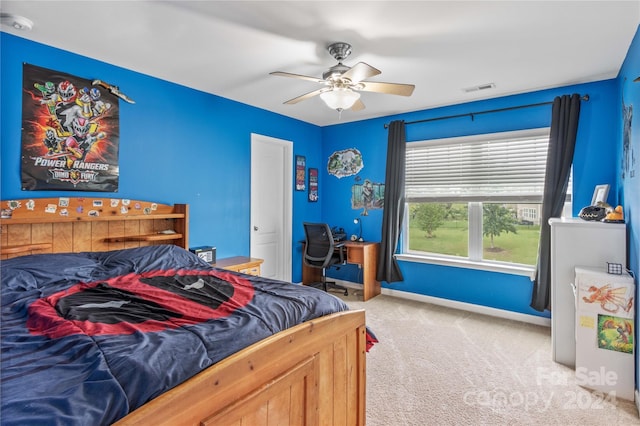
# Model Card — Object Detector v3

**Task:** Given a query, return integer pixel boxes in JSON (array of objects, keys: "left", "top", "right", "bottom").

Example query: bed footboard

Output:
[{"left": 116, "top": 309, "right": 367, "bottom": 426}]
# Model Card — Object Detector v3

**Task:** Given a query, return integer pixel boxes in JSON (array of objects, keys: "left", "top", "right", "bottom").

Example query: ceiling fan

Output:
[{"left": 270, "top": 42, "right": 415, "bottom": 112}]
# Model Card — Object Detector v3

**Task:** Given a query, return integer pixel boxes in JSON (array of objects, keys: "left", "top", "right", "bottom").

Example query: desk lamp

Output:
[{"left": 353, "top": 218, "right": 363, "bottom": 242}]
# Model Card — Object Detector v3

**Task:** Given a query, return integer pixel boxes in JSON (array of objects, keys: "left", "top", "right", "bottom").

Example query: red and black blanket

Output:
[{"left": 1, "top": 245, "right": 372, "bottom": 425}]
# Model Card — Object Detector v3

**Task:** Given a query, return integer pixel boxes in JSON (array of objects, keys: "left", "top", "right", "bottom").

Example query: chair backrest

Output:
[{"left": 303, "top": 222, "right": 335, "bottom": 269}]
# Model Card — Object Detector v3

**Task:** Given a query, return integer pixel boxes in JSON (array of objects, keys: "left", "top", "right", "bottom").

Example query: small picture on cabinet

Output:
[
  {"left": 591, "top": 184, "right": 610, "bottom": 205},
  {"left": 598, "top": 314, "right": 633, "bottom": 354}
]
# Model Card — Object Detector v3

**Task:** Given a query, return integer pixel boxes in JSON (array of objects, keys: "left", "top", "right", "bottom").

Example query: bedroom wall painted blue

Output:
[
  {"left": 0, "top": 32, "right": 324, "bottom": 281},
  {"left": 320, "top": 80, "right": 620, "bottom": 318}
]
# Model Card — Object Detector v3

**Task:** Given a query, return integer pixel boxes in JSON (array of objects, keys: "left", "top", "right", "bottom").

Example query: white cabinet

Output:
[{"left": 549, "top": 218, "right": 626, "bottom": 368}]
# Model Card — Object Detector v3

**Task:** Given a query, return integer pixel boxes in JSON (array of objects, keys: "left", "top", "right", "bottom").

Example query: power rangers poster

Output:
[{"left": 21, "top": 64, "right": 119, "bottom": 191}]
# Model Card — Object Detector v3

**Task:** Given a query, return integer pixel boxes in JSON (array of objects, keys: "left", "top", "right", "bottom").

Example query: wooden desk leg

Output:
[{"left": 361, "top": 244, "right": 381, "bottom": 301}]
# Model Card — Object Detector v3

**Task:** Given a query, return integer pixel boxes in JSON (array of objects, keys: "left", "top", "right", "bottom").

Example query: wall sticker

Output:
[{"left": 327, "top": 148, "right": 363, "bottom": 178}]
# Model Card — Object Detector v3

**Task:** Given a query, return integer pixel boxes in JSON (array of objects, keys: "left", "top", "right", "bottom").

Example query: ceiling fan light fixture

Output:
[
  {"left": 270, "top": 41, "right": 413, "bottom": 114},
  {"left": 320, "top": 88, "right": 360, "bottom": 111}
]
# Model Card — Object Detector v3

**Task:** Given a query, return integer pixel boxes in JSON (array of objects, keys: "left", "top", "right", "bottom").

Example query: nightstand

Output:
[{"left": 212, "top": 256, "right": 263, "bottom": 276}]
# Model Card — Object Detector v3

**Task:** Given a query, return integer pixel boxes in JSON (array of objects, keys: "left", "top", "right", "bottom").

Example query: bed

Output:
[{"left": 1, "top": 198, "right": 369, "bottom": 425}]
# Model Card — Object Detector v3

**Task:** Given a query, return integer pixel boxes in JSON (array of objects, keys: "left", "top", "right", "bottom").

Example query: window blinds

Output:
[{"left": 405, "top": 129, "right": 550, "bottom": 203}]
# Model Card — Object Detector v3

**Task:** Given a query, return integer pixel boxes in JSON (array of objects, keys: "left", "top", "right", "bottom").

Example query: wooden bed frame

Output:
[{"left": 0, "top": 197, "right": 367, "bottom": 425}]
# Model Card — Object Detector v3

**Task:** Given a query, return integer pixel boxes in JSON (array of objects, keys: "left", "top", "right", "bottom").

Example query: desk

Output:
[{"left": 302, "top": 241, "right": 380, "bottom": 301}]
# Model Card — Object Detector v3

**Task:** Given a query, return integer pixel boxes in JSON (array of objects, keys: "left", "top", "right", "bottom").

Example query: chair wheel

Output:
[{"left": 344, "top": 289, "right": 349, "bottom": 296}]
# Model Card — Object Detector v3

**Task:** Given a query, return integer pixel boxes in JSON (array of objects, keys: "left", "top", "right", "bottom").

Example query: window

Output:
[
  {"left": 521, "top": 207, "right": 537, "bottom": 222},
  {"left": 401, "top": 128, "right": 563, "bottom": 273}
]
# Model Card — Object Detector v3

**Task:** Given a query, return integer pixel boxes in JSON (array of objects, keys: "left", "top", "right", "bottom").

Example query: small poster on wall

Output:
[
  {"left": 308, "top": 168, "right": 318, "bottom": 202},
  {"left": 20, "top": 63, "right": 120, "bottom": 191},
  {"left": 295, "top": 155, "right": 306, "bottom": 191}
]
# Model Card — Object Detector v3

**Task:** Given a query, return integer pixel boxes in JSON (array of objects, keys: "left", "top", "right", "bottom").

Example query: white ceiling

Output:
[{"left": 1, "top": 1, "right": 638, "bottom": 126}]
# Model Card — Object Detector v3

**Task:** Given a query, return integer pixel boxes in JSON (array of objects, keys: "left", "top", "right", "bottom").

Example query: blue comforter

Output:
[{"left": 1, "top": 245, "right": 349, "bottom": 425}]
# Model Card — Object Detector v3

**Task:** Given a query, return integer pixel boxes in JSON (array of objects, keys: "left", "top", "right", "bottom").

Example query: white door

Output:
[{"left": 250, "top": 134, "right": 292, "bottom": 282}]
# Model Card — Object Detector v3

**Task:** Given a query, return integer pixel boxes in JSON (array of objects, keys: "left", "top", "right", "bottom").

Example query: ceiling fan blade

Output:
[
  {"left": 358, "top": 81, "right": 415, "bottom": 96},
  {"left": 341, "top": 62, "right": 381, "bottom": 84},
  {"left": 270, "top": 71, "right": 325, "bottom": 84},
  {"left": 350, "top": 98, "right": 365, "bottom": 111},
  {"left": 283, "top": 88, "right": 328, "bottom": 105}
]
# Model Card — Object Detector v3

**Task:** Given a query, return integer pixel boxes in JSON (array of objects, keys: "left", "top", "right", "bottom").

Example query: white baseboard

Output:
[
  {"left": 334, "top": 280, "right": 551, "bottom": 327},
  {"left": 382, "top": 287, "right": 551, "bottom": 327}
]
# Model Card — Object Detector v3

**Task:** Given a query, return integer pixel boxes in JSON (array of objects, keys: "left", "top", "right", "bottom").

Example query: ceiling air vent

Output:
[{"left": 463, "top": 83, "right": 495, "bottom": 93}]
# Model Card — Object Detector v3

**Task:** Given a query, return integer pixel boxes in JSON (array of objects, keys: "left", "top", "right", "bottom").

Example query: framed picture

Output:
[
  {"left": 295, "top": 155, "right": 306, "bottom": 191},
  {"left": 591, "top": 184, "right": 610, "bottom": 205},
  {"left": 308, "top": 168, "right": 318, "bottom": 202}
]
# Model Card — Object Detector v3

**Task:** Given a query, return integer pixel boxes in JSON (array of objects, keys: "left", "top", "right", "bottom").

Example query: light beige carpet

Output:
[{"left": 339, "top": 292, "right": 639, "bottom": 426}]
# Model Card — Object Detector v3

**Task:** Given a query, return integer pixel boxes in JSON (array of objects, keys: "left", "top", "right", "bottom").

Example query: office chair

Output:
[{"left": 302, "top": 222, "right": 349, "bottom": 296}]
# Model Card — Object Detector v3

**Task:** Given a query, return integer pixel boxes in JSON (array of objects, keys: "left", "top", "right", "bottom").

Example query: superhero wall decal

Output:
[{"left": 21, "top": 64, "right": 122, "bottom": 191}]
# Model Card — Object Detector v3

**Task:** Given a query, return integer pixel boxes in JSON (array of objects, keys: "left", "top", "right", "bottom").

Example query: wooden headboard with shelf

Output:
[{"left": 0, "top": 198, "right": 188, "bottom": 259}]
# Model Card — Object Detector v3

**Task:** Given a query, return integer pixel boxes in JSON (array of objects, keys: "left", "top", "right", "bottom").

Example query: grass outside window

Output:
[{"left": 407, "top": 203, "right": 541, "bottom": 266}]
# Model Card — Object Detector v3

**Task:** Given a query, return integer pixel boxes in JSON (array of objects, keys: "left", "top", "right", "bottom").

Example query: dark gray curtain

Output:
[
  {"left": 530, "top": 94, "right": 582, "bottom": 311},
  {"left": 376, "top": 120, "right": 406, "bottom": 283}
]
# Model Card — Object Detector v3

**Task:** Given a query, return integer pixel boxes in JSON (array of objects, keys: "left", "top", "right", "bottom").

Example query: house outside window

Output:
[
  {"left": 519, "top": 206, "right": 538, "bottom": 224},
  {"left": 400, "top": 128, "right": 570, "bottom": 275}
]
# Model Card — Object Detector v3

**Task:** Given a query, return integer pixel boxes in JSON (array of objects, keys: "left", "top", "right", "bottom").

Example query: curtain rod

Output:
[{"left": 383, "top": 94, "right": 589, "bottom": 129}]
